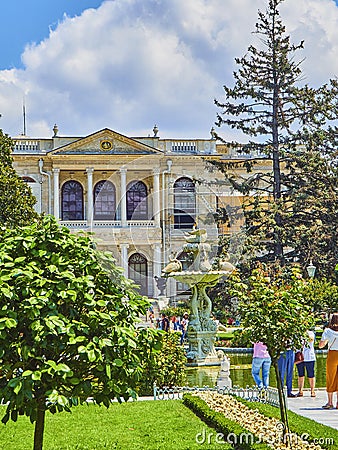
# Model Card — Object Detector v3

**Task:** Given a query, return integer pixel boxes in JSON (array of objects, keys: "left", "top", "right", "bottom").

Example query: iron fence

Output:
[{"left": 153, "top": 382, "right": 286, "bottom": 408}]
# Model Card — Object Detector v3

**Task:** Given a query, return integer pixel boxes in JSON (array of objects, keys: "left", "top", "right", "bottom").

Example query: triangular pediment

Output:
[{"left": 48, "top": 128, "right": 162, "bottom": 155}]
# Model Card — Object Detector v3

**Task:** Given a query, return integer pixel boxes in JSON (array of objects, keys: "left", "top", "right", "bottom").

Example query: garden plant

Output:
[
  {"left": 238, "top": 265, "right": 315, "bottom": 440},
  {"left": 0, "top": 215, "right": 161, "bottom": 450}
]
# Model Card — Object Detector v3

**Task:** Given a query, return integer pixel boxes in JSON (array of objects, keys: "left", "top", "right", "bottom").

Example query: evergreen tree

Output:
[
  {"left": 0, "top": 129, "right": 38, "bottom": 227},
  {"left": 212, "top": 0, "right": 338, "bottom": 277}
]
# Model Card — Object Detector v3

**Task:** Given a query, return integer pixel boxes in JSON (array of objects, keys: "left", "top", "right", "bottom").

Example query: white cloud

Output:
[{"left": 1, "top": 0, "right": 337, "bottom": 139}]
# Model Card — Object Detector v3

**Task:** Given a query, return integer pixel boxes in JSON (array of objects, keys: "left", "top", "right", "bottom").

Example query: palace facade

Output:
[{"left": 11, "top": 125, "right": 269, "bottom": 301}]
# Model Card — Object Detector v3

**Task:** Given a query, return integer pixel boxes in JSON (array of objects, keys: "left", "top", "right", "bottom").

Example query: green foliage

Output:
[
  {"left": 183, "top": 394, "right": 269, "bottom": 450},
  {"left": 209, "top": 270, "right": 248, "bottom": 323},
  {"left": 0, "top": 130, "right": 39, "bottom": 227},
  {"left": 237, "top": 263, "right": 315, "bottom": 435},
  {"left": 160, "top": 304, "right": 189, "bottom": 320},
  {"left": 0, "top": 215, "right": 161, "bottom": 448},
  {"left": 211, "top": 0, "right": 338, "bottom": 277},
  {"left": 301, "top": 278, "right": 338, "bottom": 316},
  {"left": 238, "top": 265, "right": 315, "bottom": 362},
  {"left": 229, "top": 329, "right": 251, "bottom": 348},
  {"left": 138, "top": 332, "right": 186, "bottom": 395}
]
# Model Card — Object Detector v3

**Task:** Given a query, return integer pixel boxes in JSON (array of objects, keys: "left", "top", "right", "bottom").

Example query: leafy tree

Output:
[
  {"left": 238, "top": 265, "right": 315, "bottom": 438},
  {"left": 211, "top": 0, "right": 338, "bottom": 277},
  {"left": 138, "top": 332, "right": 187, "bottom": 395},
  {"left": 209, "top": 270, "right": 246, "bottom": 323},
  {"left": 0, "top": 129, "right": 38, "bottom": 227},
  {"left": 301, "top": 278, "right": 338, "bottom": 318},
  {"left": 0, "top": 215, "right": 161, "bottom": 450}
]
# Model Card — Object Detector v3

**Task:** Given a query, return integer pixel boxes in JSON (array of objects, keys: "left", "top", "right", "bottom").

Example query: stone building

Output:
[{"left": 11, "top": 124, "right": 269, "bottom": 301}]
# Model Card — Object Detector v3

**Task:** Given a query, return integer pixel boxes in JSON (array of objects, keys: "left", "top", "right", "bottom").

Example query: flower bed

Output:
[{"left": 184, "top": 392, "right": 323, "bottom": 449}]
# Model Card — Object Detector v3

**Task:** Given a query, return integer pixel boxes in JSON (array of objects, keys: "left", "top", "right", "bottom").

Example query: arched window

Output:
[
  {"left": 128, "top": 253, "right": 148, "bottom": 296},
  {"left": 61, "top": 180, "right": 84, "bottom": 220},
  {"left": 174, "top": 177, "right": 195, "bottom": 229},
  {"left": 22, "top": 176, "right": 36, "bottom": 183},
  {"left": 126, "top": 181, "right": 148, "bottom": 220},
  {"left": 94, "top": 180, "right": 116, "bottom": 220}
]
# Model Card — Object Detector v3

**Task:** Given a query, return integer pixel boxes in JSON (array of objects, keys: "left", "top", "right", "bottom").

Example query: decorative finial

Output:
[
  {"left": 53, "top": 124, "right": 59, "bottom": 137},
  {"left": 210, "top": 127, "right": 216, "bottom": 139},
  {"left": 153, "top": 124, "right": 159, "bottom": 137}
]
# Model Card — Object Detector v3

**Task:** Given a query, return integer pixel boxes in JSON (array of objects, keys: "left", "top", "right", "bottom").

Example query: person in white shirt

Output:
[
  {"left": 319, "top": 313, "right": 338, "bottom": 409},
  {"left": 295, "top": 330, "right": 316, "bottom": 397}
]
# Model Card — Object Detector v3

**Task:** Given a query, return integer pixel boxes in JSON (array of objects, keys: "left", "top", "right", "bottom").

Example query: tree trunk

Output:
[
  {"left": 273, "top": 360, "right": 291, "bottom": 447},
  {"left": 271, "top": 4, "right": 284, "bottom": 264},
  {"left": 33, "top": 398, "right": 46, "bottom": 450}
]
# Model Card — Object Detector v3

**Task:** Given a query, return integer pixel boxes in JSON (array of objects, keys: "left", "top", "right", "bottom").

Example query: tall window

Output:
[
  {"left": 61, "top": 180, "right": 84, "bottom": 220},
  {"left": 94, "top": 180, "right": 116, "bottom": 220},
  {"left": 128, "top": 253, "right": 148, "bottom": 296},
  {"left": 126, "top": 181, "right": 148, "bottom": 220},
  {"left": 174, "top": 177, "right": 195, "bottom": 229}
]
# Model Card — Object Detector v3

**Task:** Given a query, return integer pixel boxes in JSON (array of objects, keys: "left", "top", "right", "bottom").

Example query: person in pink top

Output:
[{"left": 251, "top": 342, "right": 271, "bottom": 388}]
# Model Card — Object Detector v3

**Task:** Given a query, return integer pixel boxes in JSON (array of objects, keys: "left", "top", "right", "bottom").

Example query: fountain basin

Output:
[{"left": 168, "top": 270, "right": 231, "bottom": 285}]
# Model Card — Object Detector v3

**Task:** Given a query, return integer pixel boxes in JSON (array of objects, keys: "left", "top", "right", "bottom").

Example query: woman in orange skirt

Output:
[{"left": 319, "top": 313, "right": 338, "bottom": 409}]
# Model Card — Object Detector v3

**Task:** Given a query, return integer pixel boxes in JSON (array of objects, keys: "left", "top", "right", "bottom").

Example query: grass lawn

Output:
[{"left": 0, "top": 400, "right": 221, "bottom": 450}]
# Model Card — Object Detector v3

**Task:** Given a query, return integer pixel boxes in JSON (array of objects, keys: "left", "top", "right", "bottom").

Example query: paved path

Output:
[{"left": 287, "top": 389, "right": 338, "bottom": 430}]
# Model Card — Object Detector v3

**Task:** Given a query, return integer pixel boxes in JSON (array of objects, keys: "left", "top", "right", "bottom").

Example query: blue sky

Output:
[
  {"left": 1, "top": 1, "right": 103, "bottom": 69},
  {"left": 0, "top": 0, "right": 338, "bottom": 139}
]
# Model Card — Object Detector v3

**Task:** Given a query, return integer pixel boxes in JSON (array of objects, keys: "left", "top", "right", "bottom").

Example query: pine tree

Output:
[
  {"left": 212, "top": 0, "right": 338, "bottom": 277},
  {"left": 0, "top": 129, "right": 39, "bottom": 227}
]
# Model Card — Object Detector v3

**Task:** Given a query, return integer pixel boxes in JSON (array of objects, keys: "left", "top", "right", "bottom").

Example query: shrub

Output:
[
  {"left": 183, "top": 393, "right": 269, "bottom": 450},
  {"left": 138, "top": 332, "right": 187, "bottom": 395}
]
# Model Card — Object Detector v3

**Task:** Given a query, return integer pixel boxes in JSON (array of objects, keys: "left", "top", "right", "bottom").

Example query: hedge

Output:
[{"left": 183, "top": 393, "right": 270, "bottom": 450}]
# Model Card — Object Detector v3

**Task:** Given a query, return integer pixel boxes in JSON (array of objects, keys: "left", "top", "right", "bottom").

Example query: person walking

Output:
[
  {"left": 319, "top": 312, "right": 338, "bottom": 409},
  {"left": 295, "top": 330, "right": 316, "bottom": 398},
  {"left": 251, "top": 342, "right": 271, "bottom": 389},
  {"left": 278, "top": 347, "right": 296, "bottom": 398},
  {"left": 180, "top": 313, "right": 189, "bottom": 345},
  {"left": 161, "top": 313, "right": 170, "bottom": 332}
]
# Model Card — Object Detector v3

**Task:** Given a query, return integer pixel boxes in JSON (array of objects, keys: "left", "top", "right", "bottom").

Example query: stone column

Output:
[
  {"left": 153, "top": 242, "right": 162, "bottom": 297},
  {"left": 153, "top": 168, "right": 161, "bottom": 226},
  {"left": 120, "top": 167, "right": 127, "bottom": 227},
  {"left": 120, "top": 243, "right": 129, "bottom": 278},
  {"left": 52, "top": 168, "right": 60, "bottom": 220},
  {"left": 86, "top": 168, "right": 94, "bottom": 226}
]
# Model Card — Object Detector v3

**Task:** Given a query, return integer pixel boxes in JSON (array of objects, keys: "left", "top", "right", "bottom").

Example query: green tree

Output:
[
  {"left": 302, "top": 278, "right": 338, "bottom": 318},
  {"left": 0, "top": 130, "right": 38, "bottom": 227},
  {"left": 138, "top": 332, "right": 187, "bottom": 395},
  {"left": 239, "top": 265, "right": 314, "bottom": 438},
  {"left": 211, "top": 0, "right": 338, "bottom": 277},
  {"left": 0, "top": 216, "right": 160, "bottom": 450}
]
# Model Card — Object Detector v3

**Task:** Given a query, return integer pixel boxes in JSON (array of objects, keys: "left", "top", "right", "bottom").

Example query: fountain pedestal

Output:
[
  {"left": 169, "top": 271, "right": 229, "bottom": 366},
  {"left": 186, "top": 330, "right": 220, "bottom": 366},
  {"left": 162, "top": 225, "right": 234, "bottom": 367}
]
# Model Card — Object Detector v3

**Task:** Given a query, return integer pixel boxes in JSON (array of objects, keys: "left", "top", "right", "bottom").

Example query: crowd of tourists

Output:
[
  {"left": 251, "top": 312, "right": 338, "bottom": 409},
  {"left": 147, "top": 309, "right": 190, "bottom": 345}
]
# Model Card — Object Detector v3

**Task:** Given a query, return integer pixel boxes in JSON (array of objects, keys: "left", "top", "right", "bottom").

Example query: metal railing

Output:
[
  {"left": 59, "top": 220, "right": 156, "bottom": 228},
  {"left": 153, "top": 382, "right": 284, "bottom": 407}
]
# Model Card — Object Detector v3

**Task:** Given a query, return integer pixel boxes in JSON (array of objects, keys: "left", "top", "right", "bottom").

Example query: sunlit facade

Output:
[{"left": 12, "top": 125, "right": 269, "bottom": 299}]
